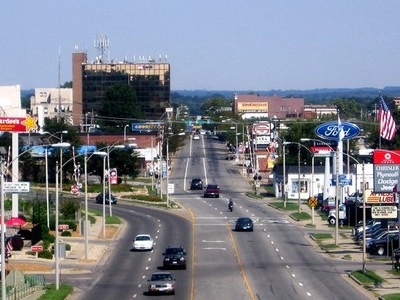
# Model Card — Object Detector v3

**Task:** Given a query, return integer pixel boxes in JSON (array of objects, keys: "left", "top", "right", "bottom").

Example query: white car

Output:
[
  {"left": 132, "top": 234, "right": 154, "bottom": 251},
  {"left": 193, "top": 135, "right": 200, "bottom": 140}
]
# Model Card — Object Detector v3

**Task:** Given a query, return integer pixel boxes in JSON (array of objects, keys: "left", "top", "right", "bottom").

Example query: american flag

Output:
[{"left": 379, "top": 96, "right": 396, "bottom": 141}]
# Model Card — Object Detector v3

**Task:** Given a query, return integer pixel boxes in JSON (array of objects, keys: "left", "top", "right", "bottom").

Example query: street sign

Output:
[
  {"left": 30, "top": 245, "right": 43, "bottom": 252},
  {"left": 371, "top": 205, "right": 397, "bottom": 219},
  {"left": 3, "top": 182, "right": 30, "bottom": 193},
  {"left": 168, "top": 183, "right": 175, "bottom": 194},
  {"left": 58, "top": 224, "right": 69, "bottom": 231},
  {"left": 70, "top": 185, "right": 79, "bottom": 194}
]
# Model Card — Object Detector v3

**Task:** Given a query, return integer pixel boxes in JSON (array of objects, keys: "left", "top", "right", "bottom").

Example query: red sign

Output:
[
  {"left": 0, "top": 115, "right": 38, "bottom": 132},
  {"left": 373, "top": 150, "right": 400, "bottom": 164},
  {"left": 31, "top": 245, "right": 43, "bottom": 252},
  {"left": 71, "top": 185, "right": 79, "bottom": 194},
  {"left": 252, "top": 122, "right": 271, "bottom": 135},
  {"left": 58, "top": 224, "right": 69, "bottom": 230},
  {"left": 310, "top": 146, "right": 334, "bottom": 153},
  {"left": 109, "top": 168, "right": 118, "bottom": 184}
]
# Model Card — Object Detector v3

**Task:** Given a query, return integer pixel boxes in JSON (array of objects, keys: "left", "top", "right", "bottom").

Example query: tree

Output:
[{"left": 99, "top": 84, "right": 143, "bottom": 128}]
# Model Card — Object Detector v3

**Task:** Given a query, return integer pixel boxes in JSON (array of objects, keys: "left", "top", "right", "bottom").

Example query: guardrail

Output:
[{"left": 1, "top": 274, "right": 46, "bottom": 299}]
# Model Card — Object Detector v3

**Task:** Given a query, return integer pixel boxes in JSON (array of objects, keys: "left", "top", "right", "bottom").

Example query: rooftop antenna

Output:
[{"left": 94, "top": 34, "right": 109, "bottom": 63}]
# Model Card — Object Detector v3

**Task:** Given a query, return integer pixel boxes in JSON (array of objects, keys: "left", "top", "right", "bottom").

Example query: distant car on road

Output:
[
  {"left": 193, "top": 134, "right": 200, "bottom": 140},
  {"left": 204, "top": 184, "right": 220, "bottom": 198},
  {"left": 147, "top": 271, "right": 176, "bottom": 295},
  {"left": 132, "top": 234, "right": 154, "bottom": 251},
  {"left": 235, "top": 217, "right": 254, "bottom": 232},
  {"left": 190, "top": 178, "right": 203, "bottom": 190},
  {"left": 95, "top": 193, "right": 117, "bottom": 204}
]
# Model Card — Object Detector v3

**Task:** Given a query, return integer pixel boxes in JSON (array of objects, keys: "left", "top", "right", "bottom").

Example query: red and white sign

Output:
[
  {"left": 31, "top": 245, "right": 43, "bottom": 252},
  {"left": 58, "top": 224, "right": 69, "bottom": 231},
  {"left": 109, "top": 168, "right": 118, "bottom": 184},
  {"left": 373, "top": 149, "right": 400, "bottom": 164},
  {"left": 0, "top": 115, "right": 38, "bottom": 132},
  {"left": 252, "top": 122, "right": 271, "bottom": 135},
  {"left": 71, "top": 185, "right": 79, "bottom": 194}
]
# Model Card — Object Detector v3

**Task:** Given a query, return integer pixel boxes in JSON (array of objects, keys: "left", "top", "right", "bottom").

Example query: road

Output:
[{"left": 56, "top": 133, "right": 371, "bottom": 300}]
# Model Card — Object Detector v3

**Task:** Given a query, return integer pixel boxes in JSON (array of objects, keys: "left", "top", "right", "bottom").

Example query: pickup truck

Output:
[{"left": 204, "top": 184, "right": 220, "bottom": 198}]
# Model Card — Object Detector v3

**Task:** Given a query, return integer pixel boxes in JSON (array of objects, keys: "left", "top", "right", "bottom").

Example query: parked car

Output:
[
  {"left": 132, "top": 234, "right": 154, "bottom": 251},
  {"left": 368, "top": 233, "right": 400, "bottom": 256},
  {"left": 162, "top": 246, "right": 187, "bottom": 269},
  {"left": 190, "top": 178, "right": 203, "bottom": 190},
  {"left": 345, "top": 192, "right": 363, "bottom": 204},
  {"left": 204, "top": 184, "right": 220, "bottom": 198},
  {"left": 235, "top": 217, "right": 254, "bottom": 232},
  {"left": 147, "top": 271, "right": 176, "bottom": 295},
  {"left": 95, "top": 193, "right": 117, "bottom": 204}
]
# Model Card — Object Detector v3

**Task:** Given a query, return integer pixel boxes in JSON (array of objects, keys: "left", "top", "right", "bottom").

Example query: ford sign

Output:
[{"left": 315, "top": 122, "right": 360, "bottom": 141}]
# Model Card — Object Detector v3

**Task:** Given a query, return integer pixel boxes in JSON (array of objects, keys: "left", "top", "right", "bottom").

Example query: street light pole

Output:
[
  {"left": 283, "top": 142, "right": 287, "bottom": 208},
  {"left": 298, "top": 143, "right": 301, "bottom": 214},
  {"left": 1, "top": 160, "right": 5, "bottom": 300},
  {"left": 45, "top": 148, "right": 50, "bottom": 228},
  {"left": 123, "top": 124, "right": 129, "bottom": 143},
  {"left": 55, "top": 161, "right": 60, "bottom": 290},
  {"left": 84, "top": 152, "right": 88, "bottom": 260},
  {"left": 166, "top": 138, "right": 170, "bottom": 207},
  {"left": 101, "top": 155, "right": 106, "bottom": 238}
]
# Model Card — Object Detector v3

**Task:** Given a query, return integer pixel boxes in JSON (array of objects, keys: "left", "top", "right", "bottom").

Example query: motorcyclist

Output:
[{"left": 228, "top": 199, "right": 234, "bottom": 211}]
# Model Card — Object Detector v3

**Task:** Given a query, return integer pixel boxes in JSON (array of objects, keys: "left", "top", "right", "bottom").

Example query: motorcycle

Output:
[{"left": 228, "top": 201, "right": 234, "bottom": 212}]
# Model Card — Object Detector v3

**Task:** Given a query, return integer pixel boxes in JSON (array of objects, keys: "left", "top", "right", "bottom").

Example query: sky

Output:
[{"left": 1, "top": 1, "right": 400, "bottom": 92}]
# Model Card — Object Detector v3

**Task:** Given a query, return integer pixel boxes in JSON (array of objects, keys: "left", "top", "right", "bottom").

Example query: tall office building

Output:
[{"left": 72, "top": 51, "right": 171, "bottom": 128}]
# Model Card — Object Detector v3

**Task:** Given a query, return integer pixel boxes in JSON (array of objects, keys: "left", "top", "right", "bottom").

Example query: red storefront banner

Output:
[
  {"left": 0, "top": 115, "right": 38, "bottom": 132},
  {"left": 373, "top": 149, "right": 400, "bottom": 164}
]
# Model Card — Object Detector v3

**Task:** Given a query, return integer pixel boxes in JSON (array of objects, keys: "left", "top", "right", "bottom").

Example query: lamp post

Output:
[
  {"left": 282, "top": 141, "right": 287, "bottom": 208},
  {"left": 84, "top": 151, "right": 107, "bottom": 258},
  {"left": 41, "top": 130, "right": 68, "bottom": 192},
  {"left": 164, "top": 132, "right": 185, "bottom": 207},
  {"left": 123, "top": 124, "right": 129, "bottom": 143},
  {"left": 283, "top": 141, "right": 312, "bottom": 214},
  {"left": 42, "top": 142, "right": 70, "bottom": 229}
]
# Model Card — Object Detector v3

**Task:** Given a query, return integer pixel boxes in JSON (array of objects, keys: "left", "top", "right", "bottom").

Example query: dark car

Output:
[
  {"left": 95, "top": 193, "right": 117, "bottom": 204},
  {"left": 235, "top": 217, "right": 254, "bottom": 232},
  {"left": 368, "top": 233, "right": 400, "bottom": 256},
  {"left": 190, "top": 178, "right": 203, "bottom": 190},
  {"left": 204, "top": 184, "right": 220, "bottom": 198},
  {"left": 162, "top": 246, "right": 187, "bottom": 269}
]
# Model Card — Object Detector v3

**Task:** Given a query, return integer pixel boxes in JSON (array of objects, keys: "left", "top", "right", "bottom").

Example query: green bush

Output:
[
  {"left": 43, "top": 233, "right": 55, "bottom": 244},
  {"left": 65, "top": 243, "right": 71, "bottom": 251},
  {"left": 61, "top": 231, "right": 72, "bottom": 237},
  {"left": 122, "top": 194, "right": 163, "bottom": 202},
  {"left": 42, "top": 240, "right": 50, "bottom": 250},
  {"left": 38, "top": 250, "right": 53, "bottom": 259}
]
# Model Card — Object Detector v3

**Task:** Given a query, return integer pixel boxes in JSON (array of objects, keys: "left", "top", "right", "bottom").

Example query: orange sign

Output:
[
  {"left": 364, "top": 190, "right": 396, "bottom": 204},
  {"left": 0, "top": 115, "right": 37, "bottom": 132}
]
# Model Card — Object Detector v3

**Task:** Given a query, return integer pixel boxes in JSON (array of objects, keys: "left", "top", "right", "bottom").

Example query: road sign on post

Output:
[{"left": 3, "top": 182, "right": 30, "bottom": 193}]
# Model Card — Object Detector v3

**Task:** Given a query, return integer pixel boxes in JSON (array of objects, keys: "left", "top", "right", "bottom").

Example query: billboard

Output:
[
  {"left": 237, "top": 102, "right": 268, "bottom": 113},
  {"left": 0, "top": 115, "right": 38, "bottom": 132},
  {"left": 131, "top": 122, "right": 163, "bottom": 132}
]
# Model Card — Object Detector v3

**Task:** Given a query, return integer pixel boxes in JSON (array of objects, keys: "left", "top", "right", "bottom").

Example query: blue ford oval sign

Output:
[{"left": 315, "top": 122, "right": 360, "bottom": 141}]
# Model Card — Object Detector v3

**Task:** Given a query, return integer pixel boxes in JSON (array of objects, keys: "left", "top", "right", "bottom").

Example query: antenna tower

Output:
[{"left": 94, "top": 34, "right": 110, "bottom": 62}]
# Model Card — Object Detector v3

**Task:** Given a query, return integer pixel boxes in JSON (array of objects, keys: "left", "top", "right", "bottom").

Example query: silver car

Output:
[{"left": 147, "top": 272, "right": 176, "bottom": 295}]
